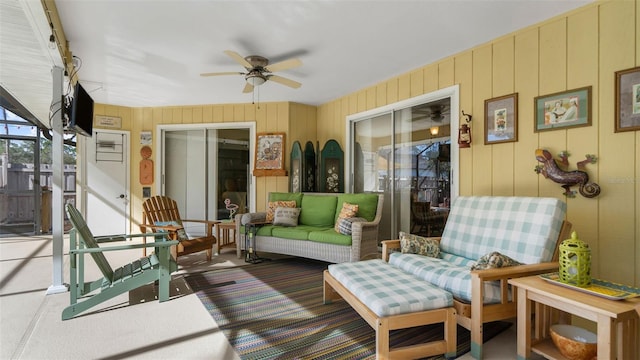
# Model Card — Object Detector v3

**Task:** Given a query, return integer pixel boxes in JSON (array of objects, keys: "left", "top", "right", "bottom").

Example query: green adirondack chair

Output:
[{"left": 63, "top": 203, "right": 179, "bottom": 320}]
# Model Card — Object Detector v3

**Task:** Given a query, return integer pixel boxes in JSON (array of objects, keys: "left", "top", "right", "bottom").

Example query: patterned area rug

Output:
[{"left": 185, "top": 258, "right": 511, "bottom": 360}]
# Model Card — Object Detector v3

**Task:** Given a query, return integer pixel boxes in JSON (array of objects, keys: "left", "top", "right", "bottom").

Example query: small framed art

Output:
[
  {"left": 534, "top": 86, "right": 591, "bottom": 132},
  {"left": 484, "top": 93, "right": 518, "bottom": 144},
  {"left": 254, "top": 132, "right": 287, "bottom": 176},
  {"left": 615, "top": 66, "right": 640, "bottom": 132}
]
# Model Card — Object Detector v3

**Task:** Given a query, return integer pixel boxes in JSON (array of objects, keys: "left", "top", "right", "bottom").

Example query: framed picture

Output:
[
  {"left": 534, "top": 86, "right": 592, "bottom": 132},
  {"left": 615, "top": 66, "right": 640, "bottom": 132},
  {"left": 254, "top": 132, "right": 287, "bottom": 176},
  {"left": 484, "top": 93, "right": 518, "bottom": 144}
]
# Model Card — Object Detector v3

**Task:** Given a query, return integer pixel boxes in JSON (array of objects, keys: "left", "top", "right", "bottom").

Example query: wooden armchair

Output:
[
  {"left": 141, "top": 195, "right": 218, "bottom": 261},
  {"left": 63, "top": 203, "right": 178, "bottom": 320},
  {"left": 382, "top": 196, "right": 571, "bottom": 359},
  {"left": 382, "top": 221, "right": 572, "bottom": 359}
]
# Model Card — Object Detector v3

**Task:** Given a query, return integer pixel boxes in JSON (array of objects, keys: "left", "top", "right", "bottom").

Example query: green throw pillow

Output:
[
  {"left": 399, "top": 231, "right": 440, "bottom": 258},
  {"left": 268, "top": 192, "right": 304, "bottom": 207},
  {"left": 471, "top": 251, "right": 522, "bottom": 270},
  {"left": 336, "top": 193, "right": 379, "bottom": 222},
  {"left": 299, "top": 195, "right": 338, "bottom": 227}
]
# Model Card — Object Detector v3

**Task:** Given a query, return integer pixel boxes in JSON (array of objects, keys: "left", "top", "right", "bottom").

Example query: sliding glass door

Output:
[
  {"left": 348, "top": 87, "right": 459, "bottom": 243},
  {"left": 161, "top": 124, "right": 252, "bottom": 236}
]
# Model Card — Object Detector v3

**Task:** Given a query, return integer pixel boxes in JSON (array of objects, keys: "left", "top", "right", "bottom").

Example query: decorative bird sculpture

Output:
[
  {"left": 224, "top": 198, "right": 239, "bottom": 220},
  {"left": 534, "top": 149, "right": 600, "bottom": 198}
]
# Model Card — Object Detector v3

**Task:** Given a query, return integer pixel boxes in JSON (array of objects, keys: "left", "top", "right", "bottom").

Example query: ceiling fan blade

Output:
[
  {"left": 242, "top": 83, "right": 254, "bottom": 93},
  {"left": 268, "top": 75, "right": 301, "bottom": 89},
  {"left": 200, "top": 71, "right": 244, "bottom": 77},
  {"left": 265, "top": 58, "right": 302, "bottom": 73},
  {"left": 224, "top": 50, "right": 253, "bottom": 69}
]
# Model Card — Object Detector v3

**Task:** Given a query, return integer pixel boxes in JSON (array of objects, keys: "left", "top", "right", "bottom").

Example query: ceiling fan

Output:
[
  {"left": 200, "top": 50, "right": 302, "bottom": 93},
  {"left": 412, "top": 104, "right": 450, "bottom": 122}
]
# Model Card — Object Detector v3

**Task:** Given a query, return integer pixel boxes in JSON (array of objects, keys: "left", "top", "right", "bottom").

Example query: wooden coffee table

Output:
[{"left": 509, "top": 275, "right": 639, "bottom": 360}]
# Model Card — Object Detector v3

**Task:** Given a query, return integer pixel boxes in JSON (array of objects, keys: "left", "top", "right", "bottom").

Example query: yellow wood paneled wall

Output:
[
  {"left": 316, "top": 0, "right": 640, "bottom": 286},
  {"left": 91, "top": 102, "right": 316, "bottom": 232}
]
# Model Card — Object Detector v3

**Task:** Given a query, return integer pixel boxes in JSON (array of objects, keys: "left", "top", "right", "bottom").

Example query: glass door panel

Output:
[
  {"left": 216, "top": 129, "right": 250, "bottom": 221},
  {"left": 353, "top": 112, "right": 393, "bottom": 241},
  {"left": 351, "top": 95, "right": 454, "bottom": 246}
]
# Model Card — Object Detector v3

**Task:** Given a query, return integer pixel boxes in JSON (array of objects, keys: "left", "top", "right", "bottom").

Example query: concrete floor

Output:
[{"left": 0, "top": 234, "right": 534, "bottom": 359}]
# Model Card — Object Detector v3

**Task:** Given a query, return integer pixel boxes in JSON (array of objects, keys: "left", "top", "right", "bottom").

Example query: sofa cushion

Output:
[
  {"left": 299, "top": 195, "right": 338, "bottom": 227},
  {"left": 388, "top": 252, "right": 504, "bottom": 304},
  {"left": 440, "top": 196, "right": 566, "bottom": 264},
  {"left": 328, "top": 259, "right": 453, "bottom": 317},
  {"left": 336, "top": 193, "right": 379, "bottom": 222},
  {"left": 336, "top": 217, "right": 367, "bottom": 235},
  {"left": 471, "top": 251, "right": 522, "bottom": 271},
  {"left": 334, "top": 202, "right": 359, "bottom": 232},
  {"left": 308, "top": 228, "right": 352, "bottom": 246},
  {"left": 271, "top": 225, "right": 319, "bottom": 240},
  {"left": 266, "top": 200, "right": 297, "bottom": 222},
  {"left": 268, "top": 192, "right": 304, "bottom": 206},
  {"left": 399, "top": 231, "right": 440, "bottom": 258}
]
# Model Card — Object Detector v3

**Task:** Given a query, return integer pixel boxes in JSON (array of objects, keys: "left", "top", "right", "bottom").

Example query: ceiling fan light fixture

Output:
[{"left": 246, "top": 72, "right": 266, "bottom": 86}]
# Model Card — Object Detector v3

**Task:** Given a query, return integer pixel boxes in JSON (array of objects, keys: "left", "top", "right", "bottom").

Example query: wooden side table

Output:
[
  {"left": 216, "top": 221, "right": 236, "bottom": 255},
  {"left": 509, "top": 276, "right": 639, "bottom": 360}
]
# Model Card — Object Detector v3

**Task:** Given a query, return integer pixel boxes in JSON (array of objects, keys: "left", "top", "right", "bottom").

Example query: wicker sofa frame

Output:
[{"left": 236, "top": 192, "right": 384, "bottom": 263}]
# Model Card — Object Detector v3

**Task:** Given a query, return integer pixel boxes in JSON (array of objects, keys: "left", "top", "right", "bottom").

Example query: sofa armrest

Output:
[
  {"left": 469, "top": 261, "right": 559, "bottom": 310},
  {"left": 381, "top": 240, "right": 400, "bottom": 262},
  {"left": 349, "top": 220, "right": 381, "bottom": 261},
  {"left": 470, "top": 261, "right": 559, "bottom": 282}
]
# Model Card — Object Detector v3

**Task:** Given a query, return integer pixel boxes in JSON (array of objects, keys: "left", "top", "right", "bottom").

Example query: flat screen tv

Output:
[{"left": 70, "top": 82, "right": 94, "bottom": 137}]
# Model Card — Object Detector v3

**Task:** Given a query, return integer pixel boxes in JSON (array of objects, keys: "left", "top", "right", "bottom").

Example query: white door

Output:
[{"left": 84, "top": 130, "right": 129, "bottom": 236}]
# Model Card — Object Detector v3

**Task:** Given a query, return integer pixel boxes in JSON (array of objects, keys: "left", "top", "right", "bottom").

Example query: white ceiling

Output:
[{"left": 2, "top": 0, "right": 593, "bottom": 127}]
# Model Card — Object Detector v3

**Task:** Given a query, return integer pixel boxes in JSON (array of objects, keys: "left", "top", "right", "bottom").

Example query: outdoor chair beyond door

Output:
[
  {"left": 63, "top": 203, "right": 178, "bottom": 320},
  {"left": 141, "top": 196, "right": 218, "bottom": 261}
]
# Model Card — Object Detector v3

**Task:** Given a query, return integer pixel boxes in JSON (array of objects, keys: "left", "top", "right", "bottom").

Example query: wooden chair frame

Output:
[
  {"left": 141, "top": 195, "right": 219, "bottom": 260},
  {"left": 381, "top": 220, "right": 572, "bottom": 359},
  {"left": 64, "top": 203, "right": 178, "bottom": 320}
]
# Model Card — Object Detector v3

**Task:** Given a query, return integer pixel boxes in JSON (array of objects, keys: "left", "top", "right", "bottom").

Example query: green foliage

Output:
[{"left": 0, "top": 138, "right": 76, "bottom": 165}]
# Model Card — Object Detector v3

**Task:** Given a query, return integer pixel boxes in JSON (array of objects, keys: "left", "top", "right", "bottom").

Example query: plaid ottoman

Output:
[
  {"left": 328, "top": 259, "right": 453, "bottom": 316},
  {"left": 325, "top": 259, "right": 457, "bottom": 359}
]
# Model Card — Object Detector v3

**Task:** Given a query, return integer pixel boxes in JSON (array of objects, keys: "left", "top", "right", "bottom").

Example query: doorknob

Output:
[{"left": 117, "top": 194, "right": 126, "bottom": 199}]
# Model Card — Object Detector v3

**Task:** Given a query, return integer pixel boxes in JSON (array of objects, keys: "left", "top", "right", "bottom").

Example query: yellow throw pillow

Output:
[
  {"left": 334, "top": 202, "right": 359, "bottom": 232},
  {"left": 266, "top": 200, "right": 297, "bottom": 222}
]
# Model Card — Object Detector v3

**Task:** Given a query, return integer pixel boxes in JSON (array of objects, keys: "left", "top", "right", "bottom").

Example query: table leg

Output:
[
  {"left": 516, "top": 286, "right": 532, "bottom": 360},
  {"left": 597, "top": 313, "right": 614, "bottom": 360}
]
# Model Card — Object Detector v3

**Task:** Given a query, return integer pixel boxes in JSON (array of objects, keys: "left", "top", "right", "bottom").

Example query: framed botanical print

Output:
[
  {"left": 254, "top": 132, "right": 287, "bottom": 176},
  {"left": 484, "top": 93, "right": 518, "bottom": 144},
  {"left": 615, "top": 66, "right": 640, "bottom": 132}
]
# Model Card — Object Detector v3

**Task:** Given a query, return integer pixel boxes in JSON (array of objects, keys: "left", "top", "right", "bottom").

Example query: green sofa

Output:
[{"left": 235, "top": 192, "right": 384, "bottom": 263}]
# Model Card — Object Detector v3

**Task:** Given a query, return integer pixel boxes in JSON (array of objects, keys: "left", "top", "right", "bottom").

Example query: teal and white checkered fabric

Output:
[
  {"left": 388, "top": 253, "right": 503, "bottom": 303},
  {"left": 328, "top": 259, "right": 453, "bottom": 317},
  {"left": 440, "top": 196, "right": 566, "bottom": 264}
]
